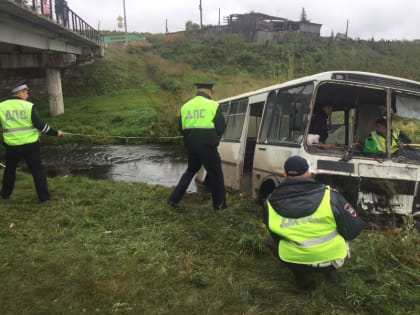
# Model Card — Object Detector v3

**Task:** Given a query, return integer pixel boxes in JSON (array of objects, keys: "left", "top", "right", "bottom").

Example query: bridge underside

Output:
[
  {"left": 0, "top": 48, "right": 77, "bottom": 69},
  {"left": 0, "top": 0, "right": 102, "bottom": 69},
  {"left": 0, "top": 0, "right": 103, "bottom": 116},
  {"left": 0, "top": 18, "right": 85, "bottom": 55}
]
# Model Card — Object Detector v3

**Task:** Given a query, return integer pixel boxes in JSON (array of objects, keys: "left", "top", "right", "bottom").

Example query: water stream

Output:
[{"left": 40, "top": 143, "right": 197, "bottom": 192}]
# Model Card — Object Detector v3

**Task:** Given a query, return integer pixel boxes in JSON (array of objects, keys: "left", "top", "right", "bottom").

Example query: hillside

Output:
[
  {"left": 42, "top": 33, "right": 420, "bottom": 143},
  {"left": 0, "top": 34, "right": 419, "bottom": 314},
  {"left": 65, "top": 34, "right": 420, "bottom": 100}
]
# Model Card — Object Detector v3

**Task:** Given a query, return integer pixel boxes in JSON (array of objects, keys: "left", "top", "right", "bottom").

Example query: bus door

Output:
[
  {"left": 239, "top": 100, "right": 265, "bottom": 194},
  {"left": 253, "top": 83, "right": 314, "bottom": 199},
  {"left": 218, "top": 98, "right": 249, "bottom": 190}
]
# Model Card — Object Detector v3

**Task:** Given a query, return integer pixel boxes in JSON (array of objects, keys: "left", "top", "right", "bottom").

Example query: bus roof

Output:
[{"left": 217, "top": 71, "right": 420, "bottom": 103}]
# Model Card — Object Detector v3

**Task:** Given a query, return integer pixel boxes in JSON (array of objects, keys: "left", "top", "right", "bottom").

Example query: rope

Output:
[{"left": 64, "top": 132, "right": 183, "bottom": 140}]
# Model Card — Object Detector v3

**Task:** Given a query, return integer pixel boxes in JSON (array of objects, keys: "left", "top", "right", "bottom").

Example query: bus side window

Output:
[
  {"left": 223, "top": 99, "right": 248, "bottom": 141},
  {"left": 327, "top": 110, "right": 346, "bottom": 144},
  {"left": 261, "top": 84, "right": 313, "bottom": 144},
  {"left": 220, "top": 102, "right": 230, "bottom": 122},
  {"left": 258, "top": 91, "right": 277, "bottom": 143},
  {"left": 290, "top": 101, "right": 306, "bottom": 141},
  {"left": 275, "top": 92, "right": 290, "bottom": 141}
]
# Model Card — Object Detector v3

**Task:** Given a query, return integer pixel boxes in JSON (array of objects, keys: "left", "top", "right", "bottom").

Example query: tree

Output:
[
  {"left": 300, "top": 7, "right": 310, "bottom": 23},
  {"left": 185, "top": 20, "right": 200, "bottom": 32}
]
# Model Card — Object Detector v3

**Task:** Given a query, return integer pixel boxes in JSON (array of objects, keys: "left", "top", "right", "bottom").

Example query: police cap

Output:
[
  {"left": 10, "top": 80, "right": 29, "bottom": 93},
  {"left": 194, "top": 82, "right": 214, "bottom": 90},
  {"left": 284, "top": 155, "right": 309, "bottom": 176}
]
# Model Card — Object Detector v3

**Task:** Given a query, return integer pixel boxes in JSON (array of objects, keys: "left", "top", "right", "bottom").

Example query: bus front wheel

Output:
[{"left": 258, "top": 180, "right": 276, "bottom": 203}]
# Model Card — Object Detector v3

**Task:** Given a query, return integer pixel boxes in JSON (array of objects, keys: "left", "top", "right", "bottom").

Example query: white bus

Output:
[{"left": 197, "top": 71, "right": 420, "bottom": 216}]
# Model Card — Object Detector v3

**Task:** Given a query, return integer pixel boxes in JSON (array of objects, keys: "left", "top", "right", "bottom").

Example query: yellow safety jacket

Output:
[
  {"left": 0, "top": 99, "right": 39, "bottom": 146},
  {"left": 181, "top": 96, "right": 219, "bottom": 130},
  {"left": 267, "top": 186, "right": 347, "bottom": 264},
  {"left": 368, "top": 128, "right": 400, "bottom": 154}
]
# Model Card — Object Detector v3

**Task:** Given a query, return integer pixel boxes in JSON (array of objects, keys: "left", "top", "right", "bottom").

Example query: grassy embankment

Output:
[
  {"left": 0, "top": 34, "right": 419, "bottom": 314},
  {"left": 40, "top": 34, "right": 420, "bottom": 143},
  {"left": 0, "top": 173, "right": 419, "bottom": 314}
]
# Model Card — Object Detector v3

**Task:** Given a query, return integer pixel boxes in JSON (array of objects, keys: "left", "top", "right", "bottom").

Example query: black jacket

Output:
[
  {"left": 263, "top": 178, "right": 364, "bottom": 242},
  {"left": 309, "top": 109, "right": 328, "bottom": 143}
]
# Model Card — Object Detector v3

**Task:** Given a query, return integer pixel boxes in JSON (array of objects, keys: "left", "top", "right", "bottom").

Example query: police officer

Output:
[
  {"left": 0, "top": 80, "right": 65, "bottom": 202},
  {"left": 168, "top": 82, "right": 227, "bottom": 210},
  {"left": 263, "top": 156, "right": 364, "bottom": 290},
  {"left": 363, "top": 118, "right": 411, "bottom": 155}
]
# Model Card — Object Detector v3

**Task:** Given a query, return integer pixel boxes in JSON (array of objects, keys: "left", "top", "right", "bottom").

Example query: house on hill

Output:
[
  {"left": 226, "top": 12, "right": 322, "bottom": 43},
  {"left": 164, "top": 12, "right": 321, "bottom": 44}
]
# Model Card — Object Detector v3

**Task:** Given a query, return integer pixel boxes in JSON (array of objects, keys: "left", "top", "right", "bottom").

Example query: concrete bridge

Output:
[{"left": 0, "top": 0, "right": 103, "bottom": 115}]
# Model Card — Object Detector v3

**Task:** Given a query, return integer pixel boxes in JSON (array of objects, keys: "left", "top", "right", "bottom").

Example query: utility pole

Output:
[
  {"left": 199, "top": 0, "right": 203, "bottom": 29},
  {"left": 123, "top": 0, "right": 128, "bottom": 46},
  {"left": 345, "top": 19, "right": 349, "bottom": 38}
]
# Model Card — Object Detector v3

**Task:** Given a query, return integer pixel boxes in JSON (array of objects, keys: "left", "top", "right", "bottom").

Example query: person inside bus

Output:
[
  {"left": 307, "top": 101, "right": 336, "bottom": 148},
  {"left": 363, "top": 118, "right": 411, "bottom": 155},
  {"left": 263, "top": 156, "right": 364, "bottom": 290}
]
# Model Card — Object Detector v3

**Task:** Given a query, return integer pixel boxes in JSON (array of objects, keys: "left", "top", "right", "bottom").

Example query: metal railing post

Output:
[{"left": 16, "top": 1, "right": 102, "bottom": 44}]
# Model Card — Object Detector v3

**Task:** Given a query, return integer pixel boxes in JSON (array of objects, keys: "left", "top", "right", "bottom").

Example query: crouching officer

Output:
[
  {"left": 0, "top": 80, "right": 65, "bottom": 202},
  {"left": 263, "top": 156, "right": 364, "bottom": 290},
  {"left": 168, "top": 82, "right": 227, "bottom": 210}
]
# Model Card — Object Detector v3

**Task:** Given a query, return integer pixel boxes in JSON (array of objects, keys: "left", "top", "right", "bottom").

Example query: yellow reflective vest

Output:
[
  {"left": 368, "top": 129, "right": 400, "bottom": 154},
  {"left": 0, "top": 99, "right": 39, "bottom": 146},
  {"left": 267, "top": 186, "right": 347, "bottom": 264},
  {"left": 181, "top": 95, "right": 219, "bottom": 130}
]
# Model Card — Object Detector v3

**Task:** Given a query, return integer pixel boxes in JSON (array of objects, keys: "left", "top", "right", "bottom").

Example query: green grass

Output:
[
  {"left": 40, "top": 90, "right": 174, "bottom": 144},
  {"left": 0, "top": 171, "right": 419, "bottom": 314},
  {"left": 1, "top": 34, "right": 420, "bottom": 314}
]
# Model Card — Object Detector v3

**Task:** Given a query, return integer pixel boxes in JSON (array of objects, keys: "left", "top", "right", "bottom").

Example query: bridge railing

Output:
[{"left": 15, "top": 0, "right": 102, "bottom": 44}]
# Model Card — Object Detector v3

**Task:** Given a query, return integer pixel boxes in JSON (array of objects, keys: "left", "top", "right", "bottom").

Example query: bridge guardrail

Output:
[{"left": 15, "top": 0, "right": 102, "bottom": 45}]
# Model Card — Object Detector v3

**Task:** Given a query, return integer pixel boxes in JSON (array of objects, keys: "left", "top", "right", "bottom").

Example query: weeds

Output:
[{"left": 0, "top": 172, "right": 419, "bottom": 314}]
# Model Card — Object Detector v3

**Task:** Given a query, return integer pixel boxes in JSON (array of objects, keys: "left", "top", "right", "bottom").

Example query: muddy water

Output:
[{"left": 41, "top": 143, "right": 197, "bottom": 192}]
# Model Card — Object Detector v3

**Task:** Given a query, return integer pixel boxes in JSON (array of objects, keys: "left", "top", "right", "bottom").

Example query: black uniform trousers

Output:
[
  {"left": 169, "top": 144, "right": 226, "bottom": 209},
  {"left": 1, "top": 141, "right": 50, "bottom": 202},
  {"left": 265, "top": 235, "right": 337, "bottom": 290}
]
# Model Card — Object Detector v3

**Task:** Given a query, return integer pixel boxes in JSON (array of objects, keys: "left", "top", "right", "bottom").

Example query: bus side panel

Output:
[
  {"left": 194, "top": 139, "right": 246, "bottom": 190},
  {"left": 358, "top": 192, "right": 415, "bottom": 215},
  {"left": 357, "top": 163, "right": 418, "bottom": 215},
  {"left": 219, "top": 141, "right": 244, "bottom": 190},
  {"left": 252, "top": 144, "right": 301, "bottom": 198},
  {"left": 312, "top": 161, "right": 418, "bottom": 215}
]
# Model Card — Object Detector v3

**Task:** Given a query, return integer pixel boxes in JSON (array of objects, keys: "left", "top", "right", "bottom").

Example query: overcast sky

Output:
[{"left": 68, "top": 0, "right": 420, "bottom": 40}]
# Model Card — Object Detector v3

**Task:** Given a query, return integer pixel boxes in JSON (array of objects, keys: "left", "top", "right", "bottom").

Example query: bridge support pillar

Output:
[{"left": 46, "top": 68, "right": 64, "bottom": 116}]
